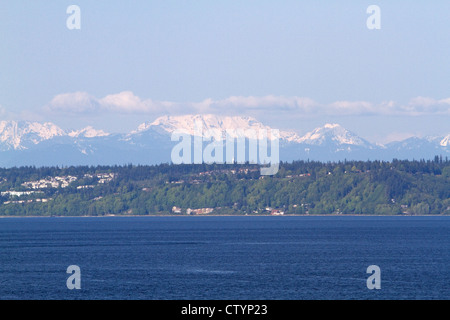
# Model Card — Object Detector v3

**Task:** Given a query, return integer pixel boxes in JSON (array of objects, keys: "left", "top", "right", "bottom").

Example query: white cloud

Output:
[
  {"left": 327, "top": 101, "right": 375, "bottom": 115},
  {"left": 210, "top": 95, "right": 318, "bottom": 113},
  {"left": 99, "top": 91, "right": 181, "bottom": 114},
  {"left": 409, "top": 96, "right": 438, "bottom": 107},
  {"left": 99, "top": 91, "right": 146, "bottom": 112},
  {"left": 46, "top": 92, "right": 99, "bottom": 114},
  {"left": 43, "top": 91, "right": 450, "bottom": 118},
  {"left": 439, "top": 97, "right": 450, "bottom": 105},
  {"left": 45, "top": 91, "right": 175, "bottom": 115},
  {"left": 403, "top": 96, "right": 450, "bottom": 115}
]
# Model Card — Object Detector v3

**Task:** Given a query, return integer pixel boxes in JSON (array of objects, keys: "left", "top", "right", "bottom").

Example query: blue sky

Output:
[{"left": 0, "top": 0, "right": 449, "bottom": 142}]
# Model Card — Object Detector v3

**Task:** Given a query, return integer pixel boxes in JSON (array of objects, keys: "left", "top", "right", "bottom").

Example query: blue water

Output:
[{"left": 0, "top": 216, "right": 449, "bottom": 300}]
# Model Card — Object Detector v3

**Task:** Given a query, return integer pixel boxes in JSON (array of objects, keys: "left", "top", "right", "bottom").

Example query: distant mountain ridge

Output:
[
  {"left": 294, "top": 123, "right": 374, "bottom": 148},
  {"left": 0, "top": 121, "right": 65, "bottom": 151},
  {"left": 0, "top": 115, "right": 448, "bottom": 167},
  {"left": 68, "top": 126, "right": 110, "bottom": 138},
  {"left": 133, "top": 114, "right": 295, "bottom": 141}
]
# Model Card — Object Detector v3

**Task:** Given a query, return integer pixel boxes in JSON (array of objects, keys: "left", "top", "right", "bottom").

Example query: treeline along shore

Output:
[{"left": 0, "top": 157, "right": 449, "bottom": 216}]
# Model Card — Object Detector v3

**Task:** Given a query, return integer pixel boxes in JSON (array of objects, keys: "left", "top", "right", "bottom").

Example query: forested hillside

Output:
[{"left": 0, "top": 158, "right": 449, "bottom": 216}]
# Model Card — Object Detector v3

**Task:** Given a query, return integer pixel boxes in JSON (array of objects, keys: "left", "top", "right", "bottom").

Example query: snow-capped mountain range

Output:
[
  {"left": 131, "top": 114, "right": 293, "bottom": 141},
  {"left": 68, "top": 126, "right": 110, "bottom": 138},
  {"left": 294, "top": 123, "right": 373, "bottom": 148},
  {"left": 0, "top": 115, "right": 448, "bottom": 167}
]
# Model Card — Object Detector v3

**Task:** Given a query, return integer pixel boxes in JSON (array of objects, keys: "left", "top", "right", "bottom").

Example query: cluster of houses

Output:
[
  {"left": 77, "top": 185, "right": 95, "bottom": 189},
  {"left": 1, "top": 190, "right": 42, "bottom": 197},
  {"left": 83, "top": 173, "right": 116, "bottom": 184},
  {"left": 187, "top": 208, "right": 214, "bottom": 215},
  {"left": 76, "top": 173, "right": 116, "bottom": 189},
  {"left": 166, "top": 168, "right": 260, "bottom": 185},
  {"left": 264, "top": 207, "right": 285, "bottom": 215},
  {"left": 1, "top": 190, "right": 51, "bottom": 205},
  {"left": 18, "top": 172, "right": 116, "bottom": 190},
  {"left": 171, "top": 206, "right": 214, "bottom": 215},
  {"left": 285, "top": 173, "right": 311, "bottom": 178},
  {"left": 3, "top": 198, "right": 52, "bottom": 205},
  {"left": 21, "top": 176, "right": 78, "bottom": 189},
  {"left": 171, "top": 205, "right": 286, "bottom": 215},
  {"left": 0, "top": 172, "right": 117, "bottom": 206},
  {"left": 198, "top": 168, "right": 259, "bottom": 176}
]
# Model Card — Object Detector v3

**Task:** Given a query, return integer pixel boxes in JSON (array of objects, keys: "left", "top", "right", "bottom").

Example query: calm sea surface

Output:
[{"left": 0, "top": 216, "right": 449, "bottom": 300}]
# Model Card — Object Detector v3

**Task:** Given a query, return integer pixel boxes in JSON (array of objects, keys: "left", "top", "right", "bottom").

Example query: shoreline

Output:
[{"left": 0, "top": 214, "right": 448, "bottom": 218}]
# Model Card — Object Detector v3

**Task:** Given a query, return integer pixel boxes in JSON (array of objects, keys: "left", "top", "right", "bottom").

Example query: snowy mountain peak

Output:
[
  {"left": 68, "top": 126, "right": 110, "bottom": 138},
  {"left": 0, "top": 121, "right": 65, "bottom": 150},
  {"left": 148, "top": 114, "right": 267, "bottom": 134},
  {"left": 156, "top": 114, "right": 307, "bottom": 142},
  {"left": 297, "top": 123, "right": 371, "bottom": 147},
  {"left": 132, "top": 114, "right": 289, "bottom": 141}
]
